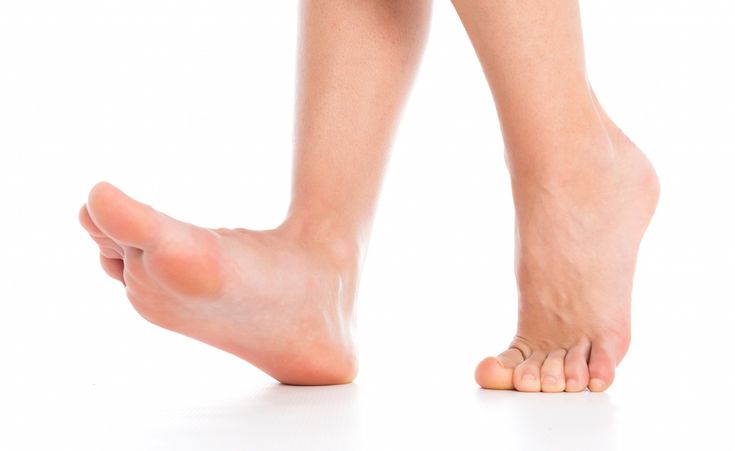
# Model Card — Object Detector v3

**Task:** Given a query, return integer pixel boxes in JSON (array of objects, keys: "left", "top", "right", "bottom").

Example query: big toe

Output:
[
  {"left": 475, "top": 348, "right": 524, "bottom": 390},
  {"left": 86, "top": 182, "right": 161, "bottom": 249},
  {"left": 88, "top": 183, "right": 224, "bottom": 298}
]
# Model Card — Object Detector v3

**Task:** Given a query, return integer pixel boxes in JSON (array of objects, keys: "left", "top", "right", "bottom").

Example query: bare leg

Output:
[
  {"left": 452, "top": 0, "right": 659, "bottom": 392},
  {"left": 79, "top": 0, "right": 431, "bottom": 385}
]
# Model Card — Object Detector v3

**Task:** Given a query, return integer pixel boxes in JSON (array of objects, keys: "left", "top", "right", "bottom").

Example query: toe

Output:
[
  {"left": 80, "top": 204, "right": 125, "bottom": 258},
  {"left": 79, "top": 204, "right": 101, "bottom": 235},
  {"left": 563, "top": 343, "right": 590, "bottom": 392},
  {"left": 475, "top": 348, "right": 524, "bottom": 390},
  {"left": 587, "top": 342, "right": 617, "bottom": 392},
  {"left": 87, "top": 183, "right": 223, "bottom": 298},
  {"left": 513, "top": 351, "right": 546, "bottom": 392},
  {"left": 540, "top": 349, "right": 566, "bottom": 392},
  {"left": 86, "top": 182, "right": 162, "bottom": 249},
  {"left": 99, "top": 254, "right": 125, "bottom": 283}
]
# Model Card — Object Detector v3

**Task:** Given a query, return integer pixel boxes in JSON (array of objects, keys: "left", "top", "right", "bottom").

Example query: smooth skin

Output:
[
  {"left": 80, "top": 0, "right": 431, "bottom": 385},
  {"left": 80, "top": 0, "right": 658, "bottom": 391},
  {"left": 453, "top": 0, "right": 659, "bottom": 392}
]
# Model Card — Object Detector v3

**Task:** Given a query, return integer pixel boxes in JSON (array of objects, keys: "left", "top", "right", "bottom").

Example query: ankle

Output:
[
  {"left": 506, "top": 122, "right": 616, "bottom": 186},
  {"left": 277, "top": 212, "right": 365, "bottom": 269}
]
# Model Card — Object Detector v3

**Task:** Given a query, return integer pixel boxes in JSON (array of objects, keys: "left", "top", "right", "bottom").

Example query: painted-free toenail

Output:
[
  {"left": 543, "top": 376, "right": 557, "bottom": 385},
  {"left": 590, "top": 378, "right": 605, "bottom": 390},
  {"left": 522, "top": 374, "right": 536, "bottom": 383},
  {"left": 566, "top": 378, "right": 578, "bottom": 388}
]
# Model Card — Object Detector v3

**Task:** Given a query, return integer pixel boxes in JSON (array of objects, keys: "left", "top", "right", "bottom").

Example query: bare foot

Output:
[
  {"left": 475, "top": 105, "right": 660, "bottom": 393},
  {"left": 79, "top": 182, "right": 358, "bottom": 385}
]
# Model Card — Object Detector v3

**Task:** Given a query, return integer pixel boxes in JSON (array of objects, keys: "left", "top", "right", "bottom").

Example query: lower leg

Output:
[
  {"left": 79, "top": 0, "right": 431, "bottom": 385},
  {"left": 452, "top": 0, "right": 659, "bottom": 392},
  {"left": 284, "top": 0, "right": 433, "bottom": 257}
]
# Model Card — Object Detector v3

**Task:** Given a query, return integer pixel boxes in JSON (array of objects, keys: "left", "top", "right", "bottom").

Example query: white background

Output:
[{"left": 1, "top": 1, "right": 734, "bottom": 450}]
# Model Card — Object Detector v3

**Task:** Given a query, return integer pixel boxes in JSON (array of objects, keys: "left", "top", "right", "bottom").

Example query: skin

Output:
[
  {"left": 80, "top": 0, "right": 658, "bottom": 391},
  {"left": 79, "top": 0, "right": 432, "bottom": 385},
  {"left": 452, "top": 0, "right": 659, "bottom": 392}
]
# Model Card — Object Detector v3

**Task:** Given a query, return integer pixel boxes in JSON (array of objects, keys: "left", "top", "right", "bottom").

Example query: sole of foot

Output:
[{"left": 80, "top": 182, "right": 359, "bottom": 385}]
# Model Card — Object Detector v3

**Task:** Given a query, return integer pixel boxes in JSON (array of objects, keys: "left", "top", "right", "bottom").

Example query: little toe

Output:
[
  {"left": 564, "top": 343, "right": 590, "bottom": 392},
  {"left": 475, "top": 348, "right": 524, "bottom": 390},
  {"left": 540, "top": 349, "right": 567, "bottom": 392},
  {"left": 513, "top": 351, "right": 546, "bottom": 392},
  {"left": 588, "top": 342, "right": 617, "bottom": 392}
]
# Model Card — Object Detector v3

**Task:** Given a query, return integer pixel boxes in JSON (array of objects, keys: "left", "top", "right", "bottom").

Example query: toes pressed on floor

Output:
[
  {"left": 476, "top": 343, "right": 618, "bottom": 393},
  {"left": 540, "top": 349, "right": 566, "bottom": 392},
  {"left": 588, "top": 378, "right": 607, "bottom": 391},
  {"left": 513, "top": 351, "right": 546, "bottom": 392},
  {"left": 564, "top": 343, "right": 590, "bottom": 392},
  {"left": 476, "top": 357, "right": 513, "bottom": 390},
  {"left": 587, "top": 343, "right": 617, "bottom": 392},
  {"left": 475, "top": 348, "right": 523, "bottom": 390}
]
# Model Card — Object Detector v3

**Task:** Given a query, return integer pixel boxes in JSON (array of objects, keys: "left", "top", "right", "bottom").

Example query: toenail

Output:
[
  {"left": 567, "top": 378, "right": 578, "bottom": 388},
  {"left": 590, "top": 378, "right": 605, "bottom": 390},
  {"left": 522, "top": 374, "right": 536, "bottom": 383},
  {"left": 543, "top": 376, "right": 557, "bottom": 385}
]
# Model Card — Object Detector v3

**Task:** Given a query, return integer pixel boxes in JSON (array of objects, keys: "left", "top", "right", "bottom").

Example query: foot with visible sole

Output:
[
  {"left": 475, "top": 103, "right": 660, "bottom": 393},
  {"left": 80, "top": 182, "right": 359, "bottom": 385}
]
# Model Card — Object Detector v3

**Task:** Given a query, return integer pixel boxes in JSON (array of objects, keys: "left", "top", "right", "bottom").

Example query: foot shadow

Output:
[
  {"left": 150, "top": 383, "right": 360, "bottom": 451},
  {"left": 475, "top": 389, "right": 618, "bottom": 450}
]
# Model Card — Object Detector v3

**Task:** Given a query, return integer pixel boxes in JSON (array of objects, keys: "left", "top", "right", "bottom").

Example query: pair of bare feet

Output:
[{"left": 79, "top": 108, "right": 658, "bottom": 392}]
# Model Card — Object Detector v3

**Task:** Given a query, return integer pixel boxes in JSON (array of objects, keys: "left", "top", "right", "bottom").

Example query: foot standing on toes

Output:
[{"left": 452, "top": 0, "right": 659, "bottom": 392}]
